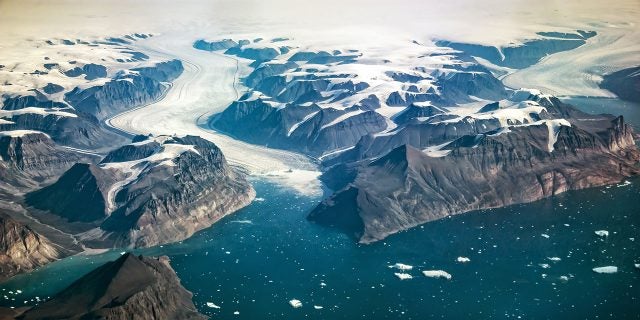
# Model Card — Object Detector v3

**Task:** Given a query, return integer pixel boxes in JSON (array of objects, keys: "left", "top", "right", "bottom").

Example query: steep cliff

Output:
[
  {"left": 0, "top": 214, "right": 60, "bottom": 281},
  {"left": 309, "top": 115, "right": 640, "bottom": 243},
  {"left": 600, "top": 65, "right": 640, "bottom": 103},
  {"left": 65, "top": 60, "right": 183, "bottom": 120},
  {"left": 26, "top": 135, "right": 255, "bottom": 248},
  {"left": 0, "top": 131, "right": 84, "bottom": 190}
]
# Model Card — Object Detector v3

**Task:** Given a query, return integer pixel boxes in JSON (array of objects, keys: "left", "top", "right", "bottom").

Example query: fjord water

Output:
[{"left": 1, "top": 98, "right": 639, "bottom": 319}]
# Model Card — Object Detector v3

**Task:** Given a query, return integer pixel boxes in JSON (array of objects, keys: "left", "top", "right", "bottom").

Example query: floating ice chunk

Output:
[
  {"left": 559, "top": 275, "right": 569, "bottom": 281},
  {"left": 314, "top": 305, "right": 323, "bottom": 310},
  {"left": 254, "top": 197, "right": 265, "bottom": 202},
  {"left": 389, "top": 263, "right": 413, "bottom": 270},
  {"left": 456, "top": 257, "right": 470, "bottom": 263},
  {"left": 230, "top": 220, "right": 253, "bottom": 224},
  {"left": 592, "top": 266, "right": 618, "bottom": 274},
  {"left": 634, "top": 263, "right": 639, "bottom": 269},
  {"left": 539, "top": 263, "right": 550, "bottom": 269},
  {"left": 289, "top": 299, "right": 303, "bottom": 308},
  {"left": 394, "top": 273, "right": 413, "bottom": 280},
  {"left": 206, "top": 302, "right": 221, "bottom": 309},
  {"left": 422, "top": 270, "right": 452, "bottom": 280},
  {"left": 595, "top": 230, "right": 609, "bottom": 237},
  {"left": 234, "top": 311, "right": 240, "bottom": 315},
  {"left": 320, "top": 282, "right": 327, "bottom": 287},
  {"left": 617, "top": 180, "right": 631, "bottom": 187},
  {"left": 541, "top": 234, "right": 550, "bottom": 239},
  {"left": 547, "top": 257, "right": 561, "bottom": 262}
]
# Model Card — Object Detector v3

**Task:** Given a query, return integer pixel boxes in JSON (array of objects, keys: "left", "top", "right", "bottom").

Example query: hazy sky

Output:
[{"left": 0, "top": 0, "right": 638, "bottom": 45}]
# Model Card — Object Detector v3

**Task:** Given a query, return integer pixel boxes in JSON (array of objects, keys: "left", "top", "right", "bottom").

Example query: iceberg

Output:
[
  {"left": 388, "top": 263, "right": 413, "bottom": 270},
  {"left": 456, "top": 257, "right": 470, "bottom": 263},
  {"left": 422, "top": 270, "right": 452, "bottom": 280},
  {"left": 289, "top": 299, "right": 303, "bottom": 308},
  {"left": 206, "top": 302, "right": 221, "bottom": 309},
  {"left": 394, "top": 272, "right": 413, "bottom": 280},
  {"left": 594, "top": 230, "right": 609, "bottom": 237},
  {"left": 592, "top": 266, "right": 618, "bottom": 274}
]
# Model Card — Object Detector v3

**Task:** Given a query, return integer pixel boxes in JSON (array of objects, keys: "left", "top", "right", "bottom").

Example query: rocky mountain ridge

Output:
[
  {"left": 16, "top": 253, "right": 207, "bottom": 320},
  {"left": 26, "top": 135, "right": 255, "bottom": 248}
]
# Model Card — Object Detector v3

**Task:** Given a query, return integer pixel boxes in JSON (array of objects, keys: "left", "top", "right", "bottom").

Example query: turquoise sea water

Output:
[{"left": 0, "top": 97, "right": 638, "bottom": 319}]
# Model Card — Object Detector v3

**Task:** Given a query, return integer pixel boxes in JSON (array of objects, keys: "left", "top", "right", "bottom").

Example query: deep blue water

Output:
[{"left": 0, "top": 97, "right": 639, "bottom": 319}]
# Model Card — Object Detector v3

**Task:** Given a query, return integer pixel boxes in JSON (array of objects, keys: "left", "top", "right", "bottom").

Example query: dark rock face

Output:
[
  {"left": 213, "top": 97, "right": 387, "bottom": 156},
  {"left": 309, "top": 114, "right": 639, "bottom": 243},
  {"left": 436, "top": 30, "right": 596, "bottom": 69},
  {"left": 42, "top": 83, "right": 64, "bottom": 94},
  {"left": 0, "top": 131, "right": 84, "bottom": 189},
  {"left": 193, "top": 38, "right": 238, "bottom": 51},
  {"left": 600, "top": 65, "right": 640, "bottom": 103},
  {"left": 1, "top": 95, "right": 67, "bottom": 110},
  {"left": 194, "top": 38, "right": 290, "bottom": 62},
  {"left": 0, "top": 111, "right": 126, "bottom": 150},
  {"left": 65, "top": 59, "right": 183, "bottom": 120},
  {"left": 0, "top": 214, "right": 59, "bottom": 282},
  {"left": 25, "top": 163, "right": 117, "bottom": 223},
  {"left": 63, "top": 63, "right": 108, "bottom": 80},
  {"left": 19, "top": 253, "right": 206, "bottom": 320},
  {"left": 26, "top": 135, "right": 255, "bottom": 248}
]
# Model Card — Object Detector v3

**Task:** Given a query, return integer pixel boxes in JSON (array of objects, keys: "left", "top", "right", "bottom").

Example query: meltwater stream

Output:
[{"left": 0, "top": 98, "right": 638, "bottom": 319}]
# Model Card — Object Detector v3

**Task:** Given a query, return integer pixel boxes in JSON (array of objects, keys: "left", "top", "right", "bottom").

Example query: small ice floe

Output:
[
  {"left": 541, "top": 234, "right": 550, "bottom": 239},
  {"left": 254, "top": 197, "right": 265, "bottom": 202},
  {"left": 595, "top": 230, "right": 609, "bottom": 237},
  {"left": 559, "top": 275, "right": 569, "bottom": 281},
  {"left": 547, "top": 257, "right": 562, "bottom": 262},
  {"left": 320, "top": 282, "right": 327, "bottom": 287},
  {"left": 289, "top": 299, "right": 303, "bottom": 308},
  {"left": 422, "top": 270, "right": 452, "bottom": 280},
  {"left": 230, "top": 220, "right": 253, "bottom": 224},
  {"left": 592, "top": 266, "right": 618, "bottom": 274},
  {"left": 388, "top": 263, "right": 413, "bottom": 270},
  {"left": 234, "top": 311, "right": 240, "bottom": 315},
  {"left": 456, "top": 257, "right": 471, "bottom": 263},
  {"left": 314, "top": 305, "right": 323, "bottom": 310},
  {"left": 394, "top": 272, "right": 413, "bottom": 280},
  {"left": 206, "top": 302, "right": 221, "bottom": 309},
  {"left": 617, "top": 180, "right": 631, "bottom": 187},
  {"left": 634, "top": 263, "right": 640, "bottom": 269},
  {"left": 539, "top": 263, "right": 551, "bottom": 269}
]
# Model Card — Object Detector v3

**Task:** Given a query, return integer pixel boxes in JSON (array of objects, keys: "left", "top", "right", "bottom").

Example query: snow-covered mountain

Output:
[
  {"left": 197, "top": 35, "right": 639, "bottom": 242},
  {"left": 26, "top": 135, "right": 255, "bottom": 248},
  {"left": 0, "top": 34, "right": 183, "bottom": 150}
]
